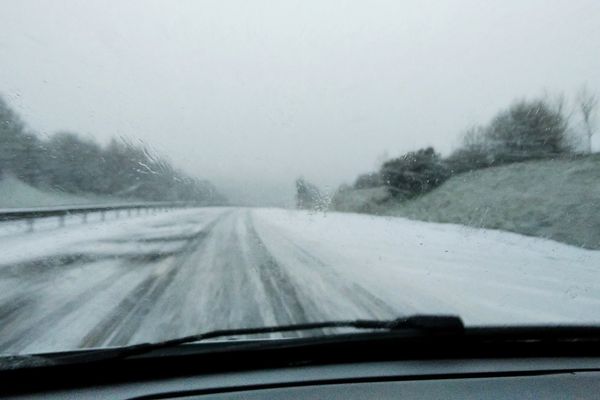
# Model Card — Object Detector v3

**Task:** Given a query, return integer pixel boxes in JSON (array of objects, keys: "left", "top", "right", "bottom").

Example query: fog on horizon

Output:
[{"left": 1, "top": 0, "right": 599, "bottom": 205}]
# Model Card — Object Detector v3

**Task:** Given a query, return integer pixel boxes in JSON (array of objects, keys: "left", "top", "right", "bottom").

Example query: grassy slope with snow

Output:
[
  {"left": 331, "top": 186, "right": 391, "bottom": 213},
  {"left": 334, "top": 155, "right": 600, "bottom": 249},
  {"left": 392, "top": 156, "right": 600, "bottom": 249},
  {"left": 0, "top": 175, "right": 116, "bottom": 208}
]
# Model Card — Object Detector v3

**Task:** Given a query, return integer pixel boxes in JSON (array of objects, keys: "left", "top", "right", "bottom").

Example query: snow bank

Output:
[
  {"left": 253, "top": 208, "right": 600, "bottom": 326},
  {"left": 0, "top": 175, "right": 111, "bottom": 208}
]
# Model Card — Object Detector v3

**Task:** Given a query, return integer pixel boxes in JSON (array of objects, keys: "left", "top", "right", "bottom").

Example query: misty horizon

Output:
[{"left": 1, "top": 0, "right": 599, "bottom": 205}]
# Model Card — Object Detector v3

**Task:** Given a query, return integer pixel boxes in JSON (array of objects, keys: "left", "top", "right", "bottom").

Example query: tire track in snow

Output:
[
  {"left": 249, "top": 210, "right": 401, "bottom": 320},
  {"left": 2, "top": 207, "right": 413, "bottom": 354},
  {"left": 0, "top": 261, "right": 141, "bottom": 352},
  {"left": 78, "top": 212, "right": 230, "bottom": 348},
  {"left": 243, "top": 213, "right": 311, "bottom": 330},
  {"left": 79, "top": 261, "right": 180, "bottom": 348}
]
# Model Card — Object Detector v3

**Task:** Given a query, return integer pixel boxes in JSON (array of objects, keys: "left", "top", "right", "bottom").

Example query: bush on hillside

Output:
[
  {"left": 446, "top": 127, "right": 496, "bottom": 173},
  {"left": 296, "top": 178, "right": 328, "bottom": 210},
  {"left": 486, "top": 99, "right": 571, "bottom": 162},
  {"left": 353, "top": 172, "right": 382, "bottom": 189},
  {"left": 447, "top": 98, "right": 573, "bottom": 173},
  {"left": 380, "top": 147, "right": 451, "bottom": 198}
]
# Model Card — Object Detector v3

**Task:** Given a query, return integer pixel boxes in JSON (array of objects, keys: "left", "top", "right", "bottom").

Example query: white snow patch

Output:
[{"left": 252, "top": 208, "right": 600, "bottom": 326}]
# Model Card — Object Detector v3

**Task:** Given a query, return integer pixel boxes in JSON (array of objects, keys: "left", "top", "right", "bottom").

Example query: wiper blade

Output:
[
  {"left": 12, "top": 315, "right": 462, "bottom": 367},
  {"left": 98, "top": 314, "right": 463, "bottom": 361},
  {"left": 147, "top": 314, "right": 463, "bottom": 348}
]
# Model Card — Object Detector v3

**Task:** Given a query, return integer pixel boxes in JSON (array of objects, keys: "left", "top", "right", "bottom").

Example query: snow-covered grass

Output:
[
  {"left": 391, "top": 156, "right": 600, "bottom": 249},
  {"left": 331, "top": 186, "right": 391, "bottom": 213},
  {"left": 0, "top": 174, "right": 115, "bottom": 208},
  {"left": 333, "top": 155, "right": 600, "bottom": 249},
  {"left": 253, "top": 208, "right": 600, "bottom": 326}
]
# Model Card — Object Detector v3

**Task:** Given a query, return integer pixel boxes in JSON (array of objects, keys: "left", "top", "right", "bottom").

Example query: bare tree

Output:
[{"left": 576, "top": 86, "right": 598, "bottom": 153}]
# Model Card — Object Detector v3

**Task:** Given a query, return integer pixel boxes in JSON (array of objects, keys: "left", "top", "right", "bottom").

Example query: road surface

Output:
[{"left": 1, "top": 207, "right": 600, "bottom": 355}]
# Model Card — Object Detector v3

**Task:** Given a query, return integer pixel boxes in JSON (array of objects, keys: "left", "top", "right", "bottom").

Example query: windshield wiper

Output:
[
  {"left": 68, "top": 314, "right": 464, "bottom": 363},
  {"left": 9, "top": 315, "right": 463, "bottom": 367},
  {"left": 141, "top": 314, "right": 463, "bottom": 350}
]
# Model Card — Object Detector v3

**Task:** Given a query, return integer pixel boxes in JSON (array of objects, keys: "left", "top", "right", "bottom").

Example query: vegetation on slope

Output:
[
  {"left": 328, "top": 90, "right": 600, "bottom": 248},
  {"left": 0, "top": 95, "right": 225, "bottom": 205},
  {"left": 388, "top": 155, "right": 600, "bottom": 249}
]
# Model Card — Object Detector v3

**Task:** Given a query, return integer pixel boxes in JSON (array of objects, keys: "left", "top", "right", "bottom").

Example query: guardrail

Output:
[{"left": 0, "top": 202, "right": 197, "bottom": 232}]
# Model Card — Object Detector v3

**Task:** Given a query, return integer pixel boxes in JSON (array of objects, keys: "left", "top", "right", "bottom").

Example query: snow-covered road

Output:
[{"left": 1, "top": 207, "right": 600, "bottom": 355}]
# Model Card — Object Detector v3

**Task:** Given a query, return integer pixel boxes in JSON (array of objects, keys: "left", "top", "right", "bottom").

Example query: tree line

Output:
[
  {"left": 0, "top": 95, "right": 225, "bottom": 204},
  {"left": 359, "top": 91, "right": 597, "bottom": 201},
  {"left": 298, "top": 89, "right": 597, "bottom": 207}
]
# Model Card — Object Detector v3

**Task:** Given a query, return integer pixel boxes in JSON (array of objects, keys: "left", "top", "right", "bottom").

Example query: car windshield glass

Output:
[{"left": 0, "top": 0, "right": 599, "bottom": 357}]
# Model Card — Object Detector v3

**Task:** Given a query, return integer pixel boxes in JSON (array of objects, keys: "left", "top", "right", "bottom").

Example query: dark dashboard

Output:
[
  {"left": 5, "top": 358, "right": 600, "bottom": 399},
  {"left": 3, "top": 325, "right": 600, "bottom": 399}
]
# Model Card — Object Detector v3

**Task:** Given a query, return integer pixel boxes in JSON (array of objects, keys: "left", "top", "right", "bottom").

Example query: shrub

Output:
[
  {"left": 296, "top": 178, "right": 327, "bottom": 210},
  {"left": 485, "top": 99, "right": 571, "bottom": 162},
  {"left": 380, "top": 147, "right": 450, "bottom": 198},
  {"left": 353, "top": 172, "right": 382, "bottom": 189}
]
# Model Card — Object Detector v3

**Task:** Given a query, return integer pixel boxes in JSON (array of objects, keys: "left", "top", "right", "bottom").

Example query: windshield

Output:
[{"left": 0, "top": 0, "right": 599, "bottom": 356}]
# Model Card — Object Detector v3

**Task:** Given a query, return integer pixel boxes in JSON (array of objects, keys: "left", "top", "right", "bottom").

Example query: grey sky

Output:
[{"left": 1, "top": 0, "right": 599, "bottom": 205}]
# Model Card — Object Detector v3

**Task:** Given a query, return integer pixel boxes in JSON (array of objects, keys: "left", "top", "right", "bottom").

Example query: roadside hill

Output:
[
  {"left": 333, "top": 155, "right": 600, "bottom": 249},
  {"left": 0, "top": 175, "right": 114, "bottom": 208}
]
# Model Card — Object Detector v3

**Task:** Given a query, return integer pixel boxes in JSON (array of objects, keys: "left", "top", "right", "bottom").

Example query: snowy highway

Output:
[{"left": 1, "top": 207, "right": 600, "bottom": 355}]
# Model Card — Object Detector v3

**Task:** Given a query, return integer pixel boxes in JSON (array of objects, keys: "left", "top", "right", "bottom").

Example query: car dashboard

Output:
[
  {"left": 3, "top": 327, "right": 600, "bottom": 399},
  {"left": 4, "top": 357, "right": 600, "bottom": 399}
]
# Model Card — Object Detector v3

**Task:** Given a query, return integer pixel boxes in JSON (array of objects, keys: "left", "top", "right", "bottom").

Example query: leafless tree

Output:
[{"left": 576, "top": 86, "right": 598, "bottom": 153}]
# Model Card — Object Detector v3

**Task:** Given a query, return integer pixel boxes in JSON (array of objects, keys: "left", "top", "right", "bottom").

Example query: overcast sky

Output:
[{"left": 1, "top": 0, "right": 599, "bottom": 205}]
